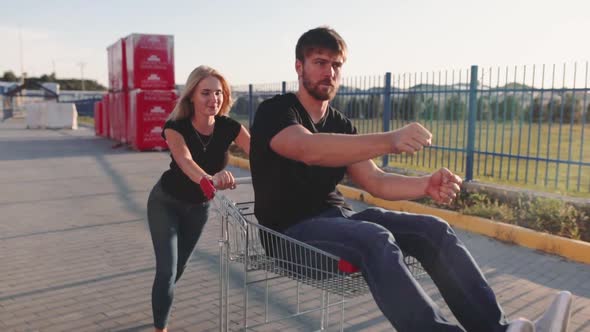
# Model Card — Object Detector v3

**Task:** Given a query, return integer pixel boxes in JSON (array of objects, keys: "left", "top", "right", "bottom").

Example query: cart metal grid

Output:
[{"left": 216, "top": 188, "right": 426, "bottom": 331}]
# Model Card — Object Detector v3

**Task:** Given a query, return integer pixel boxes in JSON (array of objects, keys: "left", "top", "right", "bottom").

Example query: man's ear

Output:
[{"left": 295, "top": 59, "right": 303, "bottom": 77}]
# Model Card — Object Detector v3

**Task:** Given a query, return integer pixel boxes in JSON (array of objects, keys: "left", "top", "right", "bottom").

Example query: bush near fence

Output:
[{"left": 421, "top": 190, "right": 590, "bottom": 243}]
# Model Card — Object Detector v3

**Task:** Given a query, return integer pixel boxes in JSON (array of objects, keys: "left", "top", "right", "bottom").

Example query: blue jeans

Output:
[
  {"left": 283, "top": 206, "right": 509, "bottom": 332},
  {"left": 147, "top": 180, "right": 210, "bottom": 329}
]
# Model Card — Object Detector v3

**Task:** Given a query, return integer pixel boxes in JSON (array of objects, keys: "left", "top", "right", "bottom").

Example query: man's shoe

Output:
[
  {"left": 507, "top": 318, "right": 535, "bottom": 332},
  {"left": 534, "top": 291, "right": 573, "bottom": 332}
]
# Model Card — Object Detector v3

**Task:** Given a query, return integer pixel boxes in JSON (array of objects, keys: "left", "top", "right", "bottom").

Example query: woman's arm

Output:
[
  {"left": 233, "top": 125, "right": 251, "bottom": 156},
  {"left": 164, "top": 128, "right": 210, "bottom": 184}
]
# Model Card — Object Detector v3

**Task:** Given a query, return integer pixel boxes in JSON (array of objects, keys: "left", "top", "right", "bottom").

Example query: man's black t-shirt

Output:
[
  {"left": 250, "top": 93, "right": 357, "bottom": 232},
  {"left": 160, "top": 115, "right": 241, "bottom": 203}
]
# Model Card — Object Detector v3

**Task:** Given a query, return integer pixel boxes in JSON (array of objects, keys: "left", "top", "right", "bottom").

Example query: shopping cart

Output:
[{"left": 216, "top": 178, "right": 426, "bottom": 331}]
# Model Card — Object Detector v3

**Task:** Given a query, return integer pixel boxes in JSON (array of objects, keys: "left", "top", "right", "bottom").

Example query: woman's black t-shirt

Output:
[{"left": 160, "top": 115, "right": 241, "bottom": 203}]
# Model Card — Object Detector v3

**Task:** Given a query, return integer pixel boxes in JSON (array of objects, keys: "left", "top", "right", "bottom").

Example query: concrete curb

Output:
[{"left": 228, "top": 156, "right": 590, "bottom": 265}]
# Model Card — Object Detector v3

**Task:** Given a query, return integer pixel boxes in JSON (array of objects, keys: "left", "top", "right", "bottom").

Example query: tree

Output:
[
  {"left": 1, "top": 71, "right": 106, "bottom": 90},
  {"left": 543, "top": 96, "right": 562, "bottom": 123},
  {"left": 2, "top": 71, "right": 19, "bottom": 82},
  {"left": 30, "top": 77, "right": 106, "bottom": 91},
  {"left": 368, "top": 94, "right": 382, "bottom": 119},
  {"left": 527, "top": 97, "right": 546, "bottom": 123},
  {"left": 477, "top": 97, "right": 491, "bottom": 121},
  {"left": 349, "top": 96, "right": 365, "bottom": 119},
  {"left": 422, "top": 97, "right": 440, "bottom": 121},
  {"left": 39, "top": 73, "right": 56, "bottom": 82},
  {"left": 331, "top": 95, "right": 346, "bottom": 113},
  {"left": 444, "top": 95, "right": 467, "bottom": 121},
  {"left": 561, "top": 93, "right": 583, "bottom": 123},
  {"left": 230, "top": 96, "right": 249, "bottom": 116},
  {"left": 349, "top": 97, "right": 362, "bottom": 119},
  {"left": 489, "top": 95, "right": 521, "bottom": 122},
  {"left": 500, "top": 82, "right": 532, "bottom": 90},
  {"left": 503, "top": 95, "right": 522, "bottom": 121},
  {"left": 393, "top": 94, "right": 420, "bottom": 121}
]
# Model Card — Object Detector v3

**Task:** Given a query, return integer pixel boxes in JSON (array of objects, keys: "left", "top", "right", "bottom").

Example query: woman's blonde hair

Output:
[{"left": 168, "top": 65, "right": 233, "bottom": 121}]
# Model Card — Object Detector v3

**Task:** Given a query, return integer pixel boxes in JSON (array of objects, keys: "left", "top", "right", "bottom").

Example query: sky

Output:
[{"left": 1, "top": 0, "right": 589, "bottom": 88}]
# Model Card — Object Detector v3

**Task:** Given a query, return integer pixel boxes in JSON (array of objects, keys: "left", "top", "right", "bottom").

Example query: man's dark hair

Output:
[{"left": 295, "top": 26, "right": 347, "bottom": 62}]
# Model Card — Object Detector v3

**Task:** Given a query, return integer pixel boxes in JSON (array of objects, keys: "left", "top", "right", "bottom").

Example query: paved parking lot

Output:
[{"left": 0, "top": 118, "right": 588, "bottom": 331}]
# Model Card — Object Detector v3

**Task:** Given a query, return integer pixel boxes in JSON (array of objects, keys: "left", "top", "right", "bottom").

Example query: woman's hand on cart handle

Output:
[
  {"left": 210, "top": 174, "right": 252, "bottom": 190},
  {"left": 198, "top": 174, "right": 250, "bottom": 202},
  {"left": 211, "top": 170, "right": 236, "bottom": 190}
]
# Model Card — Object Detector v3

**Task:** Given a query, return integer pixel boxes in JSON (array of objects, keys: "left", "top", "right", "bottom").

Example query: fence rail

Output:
[{"left": 230, "top": 63, "right": 590, "bottom": 196}]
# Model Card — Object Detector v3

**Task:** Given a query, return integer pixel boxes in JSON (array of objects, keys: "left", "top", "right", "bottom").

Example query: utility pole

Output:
[
  {"left": 19, "top": 26, "right": 25, "bottom": 83},
  {"left": 77, "top": 62, "right": 86, "bottom": 90}
]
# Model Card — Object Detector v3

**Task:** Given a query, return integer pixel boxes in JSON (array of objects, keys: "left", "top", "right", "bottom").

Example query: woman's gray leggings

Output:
[{"left": 147, "top": 180, "right": 209, "bottom": 329}]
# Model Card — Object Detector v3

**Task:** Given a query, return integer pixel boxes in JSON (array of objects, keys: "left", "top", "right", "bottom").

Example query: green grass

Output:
[
  {"left": 356, "top": 118, "right": 590, "bottom": 197},
  {"left": 78, "top": 116, "right": 94, "bottom": 126},
  {"left": 229, "top": 113, "right": 590, "bottom": 240},
  {"left": 229, "top": 113, "right": 590, "bottom": 197}
]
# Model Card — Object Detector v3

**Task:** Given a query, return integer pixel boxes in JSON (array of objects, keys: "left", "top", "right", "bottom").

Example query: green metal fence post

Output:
[
  {"left": 382, "top": 72, "right": 392, "bottom": 167},
  {"left": 466, "top": 65, "right": 478, "bottom": 181}
]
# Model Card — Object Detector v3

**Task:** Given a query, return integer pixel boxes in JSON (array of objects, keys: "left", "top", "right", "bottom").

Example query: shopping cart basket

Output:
[{"left": 216, "top": 178, "right": 426, "bottom": 331}]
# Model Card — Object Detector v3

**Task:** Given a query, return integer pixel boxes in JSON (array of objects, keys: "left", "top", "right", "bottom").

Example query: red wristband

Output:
[{"left": 200, "top": 177, "right": 216, "bottom": 201}]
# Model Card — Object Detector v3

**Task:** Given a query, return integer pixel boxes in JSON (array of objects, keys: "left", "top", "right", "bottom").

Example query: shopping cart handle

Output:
[
  {"left": 234, "top": 177, "right": 252, "bottom": 185},
  {"left": 202, "top": 177, "right": 252, "bottom": 201},
  {"left": 211, "top": 177, "right": 252, "bottom": 186}
]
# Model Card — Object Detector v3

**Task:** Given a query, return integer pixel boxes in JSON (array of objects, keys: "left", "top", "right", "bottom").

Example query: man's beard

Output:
[{"left": 301, "top": 71, "right": 338, "bottom": 101}]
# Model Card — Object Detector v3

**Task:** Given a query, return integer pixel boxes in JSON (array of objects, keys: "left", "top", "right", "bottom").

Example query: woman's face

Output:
[{"left": 191, "top": 75, "right": 224, "bottom": 117}]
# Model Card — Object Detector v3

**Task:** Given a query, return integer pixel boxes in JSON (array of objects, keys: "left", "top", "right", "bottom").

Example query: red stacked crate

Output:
[
  {"left": 129, "top": 90, "right": 177, "bottom": 151},
  {"left": 111, "top": 92, "right": 121, "bottom": 141},
  {"left": 104, "top": 45, "right": 113, "bottom": 139},
  {"left": 94, "top": 101, "right": 103, "bottom": 136},
  {"left": 107, "top": 93, "right": 117, "bottom": 140},
  {"left": 106, "top": 38, "right": 129, "bottom": 143},
  {"left": 125, "top": 33, "right": 175, "bottom": 151},
  {"left": 112, "top": 92, "right": 129, "bottom": 143},
  {"left": 101, "top": 94, "right": 110, "bottom": 138},
  {"left": 125, "top": 34, "right": 175, "bottom": 91}
]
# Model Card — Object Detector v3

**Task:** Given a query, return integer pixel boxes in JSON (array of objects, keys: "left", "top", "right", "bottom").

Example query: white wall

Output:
[{"left": 25, "top": 102, "right": 78, "bottom": 129}]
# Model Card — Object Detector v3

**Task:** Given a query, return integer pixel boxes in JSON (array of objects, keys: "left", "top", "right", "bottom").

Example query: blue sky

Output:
[{"left": 1, "top": 0, "right": 588, "bottom": 87}]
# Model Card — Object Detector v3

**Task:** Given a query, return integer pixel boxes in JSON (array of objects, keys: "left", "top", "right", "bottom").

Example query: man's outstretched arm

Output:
[
  {"left": 270, "top": 122, "right": 432, "bottom": 167},
  {"left": 347, "top": 159, "right": 462, "bottom": 204}
]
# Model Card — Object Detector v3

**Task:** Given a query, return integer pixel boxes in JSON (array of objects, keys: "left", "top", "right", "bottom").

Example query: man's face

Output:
[{"left": 297, "top": 49, "right": 344, "bottom": 101}]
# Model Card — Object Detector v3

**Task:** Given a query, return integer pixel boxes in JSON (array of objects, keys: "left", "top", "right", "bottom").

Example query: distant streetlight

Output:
[
  {"left": 78, "top": 62, "right": 86, "bottom": 90},
  {"left": 19, "top": 26, "right": 24, "bottom": 83}
]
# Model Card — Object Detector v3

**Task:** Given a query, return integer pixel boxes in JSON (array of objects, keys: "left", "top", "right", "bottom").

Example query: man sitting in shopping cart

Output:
[{"left": 249, "top": 26, "right": 571, "bottom": 332}]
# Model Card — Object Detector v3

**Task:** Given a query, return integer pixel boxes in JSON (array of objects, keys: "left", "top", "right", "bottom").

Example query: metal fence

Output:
[
  {"left": 230, "top": 63, "right": 590, "bottom": 196},
  {"left": 64, "top": 97, "right": 103, "bottom": 117},
  {"left": 1, "top": 88, "right": 105, "bottom": 118}
]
